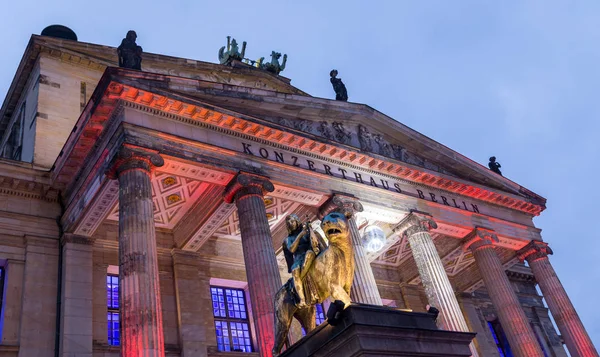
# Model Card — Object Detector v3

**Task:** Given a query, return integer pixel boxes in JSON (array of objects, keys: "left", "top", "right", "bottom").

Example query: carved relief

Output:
[
  {"left": 317, "top": 121, "right": 334, "bottom": 140},
  {"left": 391, "top": 144, "right": 405, "bottom": 161},
  {"left": 373, "top": 134, "right": 392, "bottom": 157},
  {"left": 358, "top": 124, "right": 373, "bottom": 152},
  {"left": 332, "top": 122, "right": 351, "bottom": 144},
  {"left": 293, "top": 119, "right": 312, "bottom": 132}
]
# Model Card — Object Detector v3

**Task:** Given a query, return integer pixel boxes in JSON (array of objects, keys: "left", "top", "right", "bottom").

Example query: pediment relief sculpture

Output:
[{"left": 271, "top": 116, "right": 452, "bottom": 176}]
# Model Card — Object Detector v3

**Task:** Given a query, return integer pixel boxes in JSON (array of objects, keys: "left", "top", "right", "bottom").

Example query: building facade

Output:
[{"left": 0, "top": 30, "right": 596, "bottom": 357}]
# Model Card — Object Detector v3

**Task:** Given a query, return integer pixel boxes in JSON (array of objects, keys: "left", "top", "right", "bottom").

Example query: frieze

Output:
[{"left": 240, "top": 141, "right": 484, "bottom": 215}]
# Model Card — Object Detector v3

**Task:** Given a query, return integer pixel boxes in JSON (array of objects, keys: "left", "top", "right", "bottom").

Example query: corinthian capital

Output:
[
  {"left": 463, "top": 228, "right": 499, "bottom": 252},
  {"left": 223, "top": 172, "right": 275, "bottom": 203},
  {"left": 394, "top": 211, "right": 437, "bottom": 239},
  {"left": 106, "top": 145, "right": 164, "bottom": 179},
  {"left": 517, "top": 240, "right": 553, "bottom": 263},
  {"left": 318, "top": 193, "right": 363, "bottom": 219}
]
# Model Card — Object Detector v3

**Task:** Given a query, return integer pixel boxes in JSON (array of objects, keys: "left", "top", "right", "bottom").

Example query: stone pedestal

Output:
[
  {"left": 397, "top": 212, "right": 479, "bottom": 357},
  {"left": 59, "top": 234, "right": 94, "bottom": 357},
  {"left": 107, "top": 146, "right": 165, "bottom": 357},
  {"left": 279, "top": 304, "right": 475, "bottom": 357},
  {"left": 518, "top": 241, "right": 599, "bottom": 357},
  {"left": 223, "top": 172, "right": 281, "bottom": 357},
  {"left": 465, "top": 229, "right": 544, "bottom": 357},
  {"left": 318, "top": 194, "right": 382, "bottom": 306}
]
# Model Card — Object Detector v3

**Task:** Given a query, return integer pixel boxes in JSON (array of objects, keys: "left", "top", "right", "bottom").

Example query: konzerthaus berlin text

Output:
[{"left": 0, "top": 26, "right": 596, "bottom": 357}]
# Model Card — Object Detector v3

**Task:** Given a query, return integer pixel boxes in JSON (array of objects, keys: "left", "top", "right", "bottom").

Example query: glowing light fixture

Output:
[{"left": 363, "top": 225, "right": 385, "bottom": 253}]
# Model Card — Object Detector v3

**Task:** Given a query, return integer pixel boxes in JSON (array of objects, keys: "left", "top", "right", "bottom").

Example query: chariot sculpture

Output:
[{"left": 272, "top": 211, "right": 355, "bottom": 355}]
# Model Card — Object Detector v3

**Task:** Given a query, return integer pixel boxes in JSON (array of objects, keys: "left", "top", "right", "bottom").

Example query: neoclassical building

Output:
[{"left": 0, "top": 27, "right": 596, "bottom": 357}]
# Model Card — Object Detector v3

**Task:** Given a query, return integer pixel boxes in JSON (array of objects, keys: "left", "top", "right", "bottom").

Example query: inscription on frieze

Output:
[{"left": 240, "top": 141, "right": 482, "bottom": 214}]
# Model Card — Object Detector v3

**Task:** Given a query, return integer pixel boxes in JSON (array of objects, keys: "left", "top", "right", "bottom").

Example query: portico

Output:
[{"left": 37, "top": 63, "right": 594, "bottom": 357}]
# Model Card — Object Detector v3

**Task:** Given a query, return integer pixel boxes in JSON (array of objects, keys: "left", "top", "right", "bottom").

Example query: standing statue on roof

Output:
[
  {"left": 488, "top": 156, "right": 502, "bottom": 175},
  {"left": 261, "top": 51, "right": 287, "bottom": 75},
  {"left": 330, "top": 69, "right": 348, "bottom": 101},
  {"left": 117, "top": 30, "right": 143, "bottom": 70},
  {"left": 218, "top": 36, "right": 247, "bottom": 65}
]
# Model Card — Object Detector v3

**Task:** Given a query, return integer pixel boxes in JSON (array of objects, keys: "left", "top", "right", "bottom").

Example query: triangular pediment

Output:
[{"left": 116, "top": 71, "right": 543, "bottom": 206}]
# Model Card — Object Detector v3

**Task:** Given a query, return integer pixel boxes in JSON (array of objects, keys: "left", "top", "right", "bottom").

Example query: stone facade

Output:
[{"left": 0, "top": 31, "right": 595, "bottom": 357}]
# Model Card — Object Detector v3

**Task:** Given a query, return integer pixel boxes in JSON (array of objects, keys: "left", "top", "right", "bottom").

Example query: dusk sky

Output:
[{"left": 1, "top": 0, "right": 598, "bottom": 349}]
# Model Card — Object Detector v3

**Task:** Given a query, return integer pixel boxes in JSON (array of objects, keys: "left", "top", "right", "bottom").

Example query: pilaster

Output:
[
  {"left": 223, "top": 172, "right": 280, "bottom": 357},
  {"left": 465, "top": 228, "right": 544, "bottom": 357},
  {"left": 171, "top": 249, "right": 216, "bottom": 357},
  {"left": 518, "top": 241, "right": 599, "bottom": 357},
  {"left": 59, "top": 234, "right": 94, "bottom": 357},
  {"left": 92, "top": 262, "right": 109, "bottom": 345},
  {"left": 1, "top": 259, "right": 25, "bottom": 346},
  {"left": 318, "top": 194, "right": 382, "bottom": 306}
]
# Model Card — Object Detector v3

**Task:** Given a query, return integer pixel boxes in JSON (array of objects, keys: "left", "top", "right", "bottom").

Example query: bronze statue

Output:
[
  {"left": 282, "top": 215, "right": 326, "bottom": 308},
  {"left": 488, "top": 156, "right": 502, "bottom": 175},
  {"left": 273, "top": 212, "right": 355, "bottom": 356},
  {"left": 117, "top": 30, "right": 142, "bottom": 70},
  {"left": 218, "top": 36, "right": 247, "bottom": 65},
  {"left": 330, "top": 70, "right": 348, "bottom": 101},
  {"left": 262, "top": 51, "right": 287, "bottom": 75}
]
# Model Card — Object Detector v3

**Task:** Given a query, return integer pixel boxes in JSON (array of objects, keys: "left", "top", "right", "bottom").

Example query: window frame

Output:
[
  {"left": 107, "top": 274, "right": 120, "bottom": 346},
  {"left": 0, "top": 267, "right": 5, "bottom": 317},
  {"left": 210, "top": 285, "right": 254, "bottom": 353}
]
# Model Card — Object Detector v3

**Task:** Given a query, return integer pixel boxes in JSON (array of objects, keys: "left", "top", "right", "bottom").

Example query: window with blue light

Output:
[
  {"left": 301, "top": 303, "right": 326, "bottom": 336},
  {"left": 107, "top": 275, "right": 120, "bottom": 346},
  {"left": 0, "top": 267, "right": 5, "bottom": 316},
  {"left": 211, "top": 286, "right": 253, "bottom": 352},
  {"left": 488, "top": 320, "right": 514, "bottom": 357}
]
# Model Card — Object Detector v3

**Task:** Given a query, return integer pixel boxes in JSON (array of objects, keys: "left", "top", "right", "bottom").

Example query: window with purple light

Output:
[
  {"left": 107, "top": 274, "right": 120, "bottom": 346},
  {"left": 211, "top": 286, "right": 253, "bottom": 352}
]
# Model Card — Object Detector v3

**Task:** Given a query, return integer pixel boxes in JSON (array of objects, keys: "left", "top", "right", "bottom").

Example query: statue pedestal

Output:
[{"left": 279, "top": 304, "right": 476, "bottom": 357}]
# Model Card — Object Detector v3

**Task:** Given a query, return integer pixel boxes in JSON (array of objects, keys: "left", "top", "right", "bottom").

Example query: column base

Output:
[{"left": 279, "top": 304, "right": 475, "bottom": 357}]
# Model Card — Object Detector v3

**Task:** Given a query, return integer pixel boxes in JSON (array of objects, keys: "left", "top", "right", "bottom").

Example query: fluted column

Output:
[
  {"left": 518, "top": 241, "right": 599, "bottom": 357},
  {"left": 223, "top": 172, "right": 280, "bottom": 357},
  {"left": 465, "top": 228, "right": 544, "bottom": 357},
  {"left": 318, "top": 194, "right": 382, "bottom": 305},
  {"left": 107, "top": 145, "right": 165, "bottom": 357},
  {"left": 398, "top": 212, "right": 479, "bottom": 357}
]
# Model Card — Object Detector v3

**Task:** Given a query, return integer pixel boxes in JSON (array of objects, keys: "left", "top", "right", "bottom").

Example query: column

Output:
[
  {"left": 398, "top": 212, "right": 479, "bottom": 357},
  {"left": 318, "top": 194, "right": 382, "bottom": 305},
  {"left": 107, "top": 145, "right": 165, "bottom": 357},
  {"left": 92, "top": 263, "right": 109, "bottom": 345},
  {"left": 465, "top": 228, "right": 544, "bottom": 357},
  {"left": 223, "top": 172, "right": 280, "bottom": 357},
  {"left": 59, "top": 234, "right": 94, "bottom": 357},
  {"left": 518, "top": 241, "right": 599, "bottom": 357},
  {"left": 1, "top": 259, "right": 24, "bottom": 345},
  {"left": 172, "top": 249, "right": 216, "bottom": 357}
]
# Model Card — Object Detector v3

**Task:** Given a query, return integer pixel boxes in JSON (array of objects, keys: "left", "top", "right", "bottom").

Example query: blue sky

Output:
[{"left": 1, "top": 0, "right": 598, "bottom": 350}]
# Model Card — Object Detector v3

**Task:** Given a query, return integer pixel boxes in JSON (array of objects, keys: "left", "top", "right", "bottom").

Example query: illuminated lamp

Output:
[{"left": 362, "top": 225, "right": 385, "bottom": 253}]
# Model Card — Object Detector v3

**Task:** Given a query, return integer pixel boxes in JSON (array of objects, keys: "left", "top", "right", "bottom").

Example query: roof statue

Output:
[
  {"left": 273, "top": 212, "right": 355, "bottom": 356},
  {"left": 218, "top": 36, "right": 247, "bottom": 65},
  {"left": 259, "top": 51, "right": 287, "bottom": 75},
  {"left": 117, "top": 30, "right": 142, "bottom": 70},
  {"left": 489, "top": 156, "right": 502, "bottom": 175},
  {"left": 330, "top": 69, "right": 348, "bottom": 101}
]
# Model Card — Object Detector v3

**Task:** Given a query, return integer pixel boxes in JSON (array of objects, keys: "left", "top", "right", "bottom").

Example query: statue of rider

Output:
[{"left": 282, "top": 214, "right": 326, "bottom": 307}]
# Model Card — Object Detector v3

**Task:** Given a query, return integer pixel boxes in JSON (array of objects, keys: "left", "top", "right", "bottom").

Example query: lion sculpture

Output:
[{"left": 272, "top": 211, "right": 355, "bottom": 356}]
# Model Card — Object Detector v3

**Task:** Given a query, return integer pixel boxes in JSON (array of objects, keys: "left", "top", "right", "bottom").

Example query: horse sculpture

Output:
[{"left": 272, "top": 211, "right": 355, "bottom": 356}]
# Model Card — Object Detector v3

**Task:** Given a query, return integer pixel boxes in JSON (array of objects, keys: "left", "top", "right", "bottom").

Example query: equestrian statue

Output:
[{"left": 272, "top": 211, "right": 355, "bottom": 356}]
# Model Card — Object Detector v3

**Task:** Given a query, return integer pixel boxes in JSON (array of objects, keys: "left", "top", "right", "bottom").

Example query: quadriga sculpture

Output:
[{"left": 272, "top": 211, "right": 355, "bottom": 356}]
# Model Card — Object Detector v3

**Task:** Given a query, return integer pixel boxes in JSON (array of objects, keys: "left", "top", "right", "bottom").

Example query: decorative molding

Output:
[
  {"left": 182, "top": 202, "right": 235, "bottom": 251},
  {"left": 318, "top": 193, "right": 363, "bottom": 219},
  {"left": 158, "top": 158, "right": 233, "bottom": 186},
  {"left": 0, "top": 175, "right": 58, "bottom": 202},
  {"left": 107, "top": 172, "right": 210, "bottom": 230},
  {"left": 371, "top": 235, "right": 412, "bottom": 267},
  {"left": 73, "top": 179, "right": 119, "bottom": 237},
  {"left": 463, "top": 227, "right": 499, "bottom": 252},
  {"left": 517, "top": 240, "right": 553, "bottom": 263},
  {"left": 223, "top": 172, "right": 274, "bottom": 204},
  {"left": 53, "top": 81, "right": 545, "bottom": 216},
  {"left": 270, "top": 184, "right": 325, "bottom": 207}
]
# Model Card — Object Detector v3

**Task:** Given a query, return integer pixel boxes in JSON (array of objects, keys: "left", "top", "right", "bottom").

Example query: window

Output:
[
  {"left": 211, "top": 286, "right": 253, "bottom": 352},
  {"left": 300, "top": 303, "right": 326, "bottom": 336},
  {"left": 107, "top": 275, "right": 120, "bottom": 346},
  {"left": 0, "top": 267, "right": 5, "bottom": 315},
  {"left": 488, "top": 320, "right": 514, "bottom": 357}
]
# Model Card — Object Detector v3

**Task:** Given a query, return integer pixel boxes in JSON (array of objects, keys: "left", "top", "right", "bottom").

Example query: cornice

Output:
[{"left": 54, "top": 78, "right": 545, "bottom": 217}]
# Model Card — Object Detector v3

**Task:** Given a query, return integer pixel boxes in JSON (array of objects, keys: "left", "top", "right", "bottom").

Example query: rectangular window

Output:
[
  {"left": 107, "top": 275, "right": 120, "bottom": 346},
  {"left": 211, "top": 286, "right": 253, "bottom": 352},
  {"left": 488, "top": 320, "right": 514, "bottom": 357},
  {"left": 300, "top": 303, "right": 327, "bottom": 336},
  {"left": 0, "top": 267, "right": 5, "bottom": 316}
]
